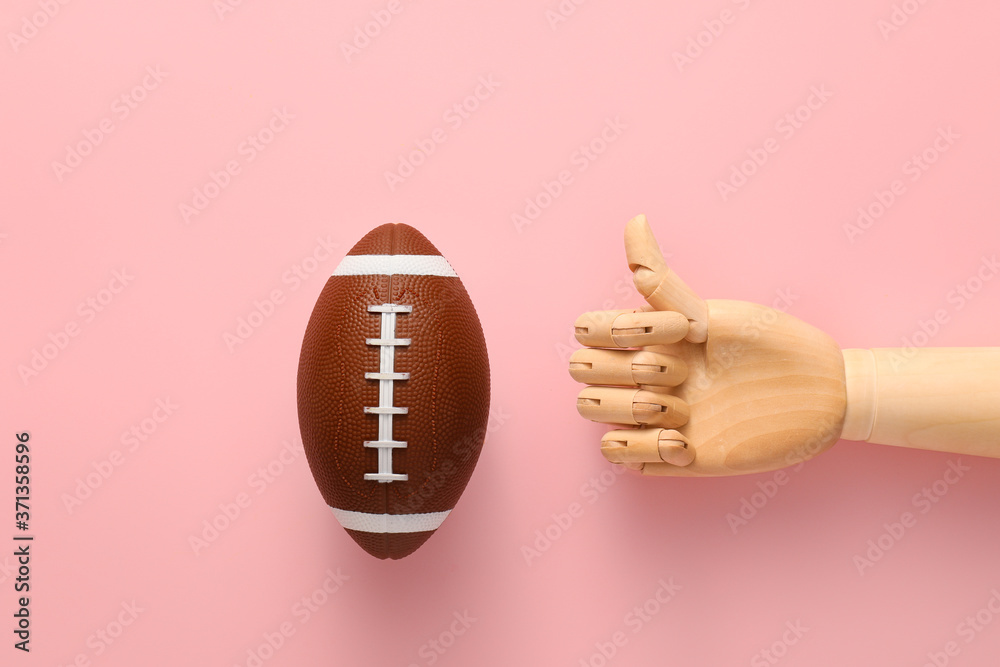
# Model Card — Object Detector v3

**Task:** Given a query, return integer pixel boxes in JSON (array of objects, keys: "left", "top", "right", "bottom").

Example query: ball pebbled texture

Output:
[{"left": 297, "top": 223, "right": 490, "bottom": 559}]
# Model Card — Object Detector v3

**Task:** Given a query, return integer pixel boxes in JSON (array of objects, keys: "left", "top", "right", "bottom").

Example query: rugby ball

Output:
[{"left": 296, "top": 223, "right": 490, "bottom": 559}]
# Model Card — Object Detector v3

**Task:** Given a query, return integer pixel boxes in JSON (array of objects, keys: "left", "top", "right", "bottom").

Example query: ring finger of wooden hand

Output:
[{"left": 576, "top": 387, "right": 690, "bottom": 429}]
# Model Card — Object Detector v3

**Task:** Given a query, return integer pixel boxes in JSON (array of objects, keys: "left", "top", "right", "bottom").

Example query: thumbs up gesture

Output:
[{"left": 569, "top": 214, "right": 849, "bottom": 476}]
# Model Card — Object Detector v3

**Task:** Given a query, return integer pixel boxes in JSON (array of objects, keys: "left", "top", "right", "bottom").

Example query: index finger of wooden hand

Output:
[{"left": 574, "top": 309, "right": 690, "bottom": 348}]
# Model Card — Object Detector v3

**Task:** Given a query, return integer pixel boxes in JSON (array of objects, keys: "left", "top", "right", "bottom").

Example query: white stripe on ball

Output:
[
  {"left": 329, "top": 507, "right": 452, "bottom": 533},
  {"left": 332, "top": 254, "right": 458, "bottom": 277}
]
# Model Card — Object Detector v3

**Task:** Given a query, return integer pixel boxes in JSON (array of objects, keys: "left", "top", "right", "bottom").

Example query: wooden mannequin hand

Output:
[{"left": 569, "top": 215, "right": 847, "bottom": 476}]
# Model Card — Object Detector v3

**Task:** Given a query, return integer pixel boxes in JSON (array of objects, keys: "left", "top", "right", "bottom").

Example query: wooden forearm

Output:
[{"left": 842, "top": 348, "right": 1000, "bottom": 457}]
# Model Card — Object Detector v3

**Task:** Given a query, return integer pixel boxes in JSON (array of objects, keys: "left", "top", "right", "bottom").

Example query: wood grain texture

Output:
[
  {"left": 641, "top": 299, "right": 847, "bottom": 477},
  {"left": 843, "top": 347, "right": 1000, "bottom": 457}
]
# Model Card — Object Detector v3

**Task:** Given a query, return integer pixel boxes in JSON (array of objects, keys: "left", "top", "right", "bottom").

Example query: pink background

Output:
[{"left": 4, "top": 1, "right": 1000, "bottom": 665}]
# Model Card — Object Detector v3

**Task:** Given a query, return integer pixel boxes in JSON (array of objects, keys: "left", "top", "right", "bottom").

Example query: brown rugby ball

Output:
[{"left": 296, "top": 223, "right": 490, "bottom": 559}]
